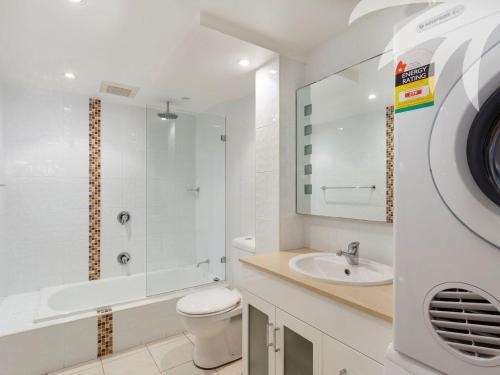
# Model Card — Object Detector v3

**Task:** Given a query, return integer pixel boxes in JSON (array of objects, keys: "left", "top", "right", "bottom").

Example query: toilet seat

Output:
[{"left": 176, "top": 287, "right": 241, "bottom": 317}]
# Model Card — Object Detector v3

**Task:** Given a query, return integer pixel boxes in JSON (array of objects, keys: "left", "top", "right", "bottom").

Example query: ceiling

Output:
[{"left": 0, "top": 0, "right": 361, "bottom": 112}]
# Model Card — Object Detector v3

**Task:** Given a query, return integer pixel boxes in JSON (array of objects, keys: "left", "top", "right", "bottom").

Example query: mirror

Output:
[{"left": 296, "top": 54, "right": 394, "bottom": 222}]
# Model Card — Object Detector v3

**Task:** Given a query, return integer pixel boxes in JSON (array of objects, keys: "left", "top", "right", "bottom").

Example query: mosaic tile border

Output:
[
  {"left": 386, "top": 105, "right": 395, "bottom": 224},
  {"left": 97, "top": 307, "right": 113, "bottom": 357},
  {"left": 89, "top": 98, "right": 102, "bottom": 281}
]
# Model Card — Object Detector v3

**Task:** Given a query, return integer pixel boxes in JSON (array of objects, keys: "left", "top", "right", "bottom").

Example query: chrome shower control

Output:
[
  {"left": 117, "top": 211, "right": 131, "bottom": 224},
  {"left": 117, "top": 252, "right": 131, "bottom": 265}
]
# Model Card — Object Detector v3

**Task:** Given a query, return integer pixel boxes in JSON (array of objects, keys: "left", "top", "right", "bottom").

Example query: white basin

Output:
[{"left": 288, "top": 252, "right": 393, "bottom": 286}]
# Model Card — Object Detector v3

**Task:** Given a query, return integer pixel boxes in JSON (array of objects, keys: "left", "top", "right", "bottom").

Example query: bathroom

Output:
[{"left": 1, "top": 1, "right": 500, "bottom": 375}]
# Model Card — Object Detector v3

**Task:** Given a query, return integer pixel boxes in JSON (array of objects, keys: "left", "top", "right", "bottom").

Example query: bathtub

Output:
[
  {"left": 0, "top": 266, "right": 225, "bottom": 375},
  {"left": 35, "top": 266, "right": 217, "bottom": 322}
]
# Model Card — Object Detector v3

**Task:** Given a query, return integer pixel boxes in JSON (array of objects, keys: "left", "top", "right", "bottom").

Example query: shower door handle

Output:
[{"left": 187, "top": 187, "right": 200, "bottom": 193}]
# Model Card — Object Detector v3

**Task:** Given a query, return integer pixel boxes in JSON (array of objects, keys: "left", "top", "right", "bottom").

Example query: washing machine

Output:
[{"left": 388, "top": 2, "right": 500, "bottom": 374}]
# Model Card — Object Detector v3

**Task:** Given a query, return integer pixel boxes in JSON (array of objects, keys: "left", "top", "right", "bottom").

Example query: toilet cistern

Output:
[{"left": 336, "top": 241, "right": 360, "bottom": 265}]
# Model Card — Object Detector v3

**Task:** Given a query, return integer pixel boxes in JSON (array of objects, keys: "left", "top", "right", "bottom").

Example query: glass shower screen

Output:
[{"left": 145, "top": 107, "right": 226, "bottom": 296}]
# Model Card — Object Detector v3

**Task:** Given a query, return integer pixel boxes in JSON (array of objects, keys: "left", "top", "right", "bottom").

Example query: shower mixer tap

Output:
[
  {"left": 117, "top": 211, "right": 131, "bottom": 225},
  {"left": 117, "top": 252, "right": 131, "bottom": 265}
]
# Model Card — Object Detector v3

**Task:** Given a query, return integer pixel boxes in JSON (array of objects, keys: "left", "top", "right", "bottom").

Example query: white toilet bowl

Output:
[{"left": 176, "top": 287, "right": 242, "bottom": 369}]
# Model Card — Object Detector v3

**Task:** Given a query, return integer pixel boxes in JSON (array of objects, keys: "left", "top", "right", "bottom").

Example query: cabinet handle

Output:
[
  {"left": 267, "top": 323, "right": 274, "bottom": 347},
  {"left": 339, "top": 369, "right": 347, "bottom": 375},
  {"left": 273, "top": 327, "right": 281, "bottom": 352}
]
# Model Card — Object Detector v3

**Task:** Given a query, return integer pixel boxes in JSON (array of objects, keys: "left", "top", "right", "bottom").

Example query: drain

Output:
[{"left": 344, "top": 269, "right": 351, "bottom": 276}]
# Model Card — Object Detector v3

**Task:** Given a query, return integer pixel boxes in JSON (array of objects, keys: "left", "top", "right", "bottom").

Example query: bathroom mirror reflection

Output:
[{"left": 296, "top": 53, "right": 394, "bottom": 222}]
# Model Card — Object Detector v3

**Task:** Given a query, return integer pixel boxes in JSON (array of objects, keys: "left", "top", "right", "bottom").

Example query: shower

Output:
[{"left": 157, "top": 101, "right": 178, "bottom": 120}]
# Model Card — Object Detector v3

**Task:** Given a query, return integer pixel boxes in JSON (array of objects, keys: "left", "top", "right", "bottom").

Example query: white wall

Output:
[
  {"left": 1, "top": 85, "right": 89, "bottom": 295},
  {"left": 301, "top": 7, "right": 422, "bottom": 265},
  {"left": 279, "top": 56, "right": 306, "bottom": 250},
  {"left": 101, "top": 101, "right": 147, "bottom": 278},
  {"left": 0, "top": 82, "right": 5, "bottom": 298},
  {"left": 206, "top": 94, "right": 255, "bottom": 288},
  {"left": 255, "top": 58, "right": 280, "bottom": 254},
  {"left": 0, "top": 88, "right": 154, "bottom": 296}
]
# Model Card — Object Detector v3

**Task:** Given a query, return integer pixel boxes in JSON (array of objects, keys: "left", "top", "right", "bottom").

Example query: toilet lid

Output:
[{"left": 176, "top": 287, "right": 241, "bottom": 315}]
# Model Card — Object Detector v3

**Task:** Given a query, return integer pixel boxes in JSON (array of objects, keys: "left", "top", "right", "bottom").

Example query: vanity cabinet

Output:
[
  {"left": 243, "top": 291, "right": 276, "bottom": 375},
  {"left": 241, "top": 259, "right": 391, "bottom": 375},
  {"left": 322, "top": 334, "right": 383, "bottom": 375},
  {"left": 243, "top": 292, "right": 322, "bottom": 375}
]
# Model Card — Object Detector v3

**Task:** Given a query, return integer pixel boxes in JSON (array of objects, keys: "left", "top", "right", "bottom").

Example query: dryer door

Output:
[{"left": 430, "top": 42, "right": 500, "bottom": 248}]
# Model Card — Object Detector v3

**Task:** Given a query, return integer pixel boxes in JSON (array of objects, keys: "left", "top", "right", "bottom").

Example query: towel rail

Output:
[{"left": 320, "top": 185, "right": 376, "bottom": 190}]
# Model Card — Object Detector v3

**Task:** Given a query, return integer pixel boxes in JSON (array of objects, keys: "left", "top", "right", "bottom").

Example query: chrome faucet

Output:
[
  {"left": 336, "top": 241, "right": 360, "bottom": 265},
  {"left": 196, "top": 259, "right": 210, "bottom": 268}
]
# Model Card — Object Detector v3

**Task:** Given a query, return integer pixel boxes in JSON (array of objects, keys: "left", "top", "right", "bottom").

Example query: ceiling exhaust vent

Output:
[
  {"left": 99, "top": 81, "right": 139, "bottom": 98},
  {"left": 424, "top": 283, "right": 500, "bottom": 366}
]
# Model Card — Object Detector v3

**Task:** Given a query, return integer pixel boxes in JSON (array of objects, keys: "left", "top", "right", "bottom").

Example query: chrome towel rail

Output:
[{"left": 320, "top": 185, "right": 376, "bottom": 190}]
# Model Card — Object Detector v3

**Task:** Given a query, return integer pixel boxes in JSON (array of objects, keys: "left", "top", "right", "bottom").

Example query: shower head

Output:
[{"left": 158, "top": 101, "right": 178, "bottom": 120}]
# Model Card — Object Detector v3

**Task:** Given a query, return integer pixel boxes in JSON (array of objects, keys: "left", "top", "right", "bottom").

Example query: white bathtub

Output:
[
  {"left": 35, "top": 266, "right": 216, "bottom": 322},
  {"left": 0, "top": 266, "right": 225, "bottom": 375}
]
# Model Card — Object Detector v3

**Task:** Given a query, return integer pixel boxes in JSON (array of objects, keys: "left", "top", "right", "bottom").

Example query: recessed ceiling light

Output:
[
  {"left": 65, "top": 72, "right": 76, "bottom": 80},
  {"left": 368, "top": 93, "right": 377, "bottom": 100},
  {"left": 238, "top": 59, "right": 250, "bottom": 67},
  {"left": 69, "top": 0, "right": 84, "bottom": 3}
]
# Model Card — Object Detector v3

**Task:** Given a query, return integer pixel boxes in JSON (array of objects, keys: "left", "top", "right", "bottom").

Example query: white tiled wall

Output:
[
  {"left": 255, "top": 58, "right": 280, "bottom": 254},
  {"left": 278, "top": 56, "right": 306, "bottom": 250},
  {"left": 0, "top": 83, "right": 5, "bottom": 298},
  {"left": 101, "top": 102, "right": 147, "bottom": 278},
  {"left": 0, "top": 86, "right": 89, "bottom": 296},
  {"left": 254, "top": 56, "right": 306, "bottom": 255}
]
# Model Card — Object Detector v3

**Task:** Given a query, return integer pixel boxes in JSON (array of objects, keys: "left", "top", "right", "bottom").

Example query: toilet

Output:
[{"left": 176, "top": 287, "right": 242, "bottom": 369}]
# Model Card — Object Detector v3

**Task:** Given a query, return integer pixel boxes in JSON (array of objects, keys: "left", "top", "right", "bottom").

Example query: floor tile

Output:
[
  {"left": 184, "top": 332, "right": 195, "bottom": 344},
  {"left": 49, "top": 360, "right": 104, "bottom": 375},
  {"left": 162, "top": 361, "right": 217, "bottom": 375},
  {"left": 217, "top": 359, "right": 242, "bottom": 375},
  {"left": 148, "top": 334, "right": 194, "bottom": 371},
  {"left": 102, "top": 347, "right": 160, "bottom": 375}
]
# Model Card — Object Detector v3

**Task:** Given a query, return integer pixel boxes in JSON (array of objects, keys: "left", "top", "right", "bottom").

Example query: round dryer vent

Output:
[{"left": 425, "top": 284, "right": 500, "bottom": 366}]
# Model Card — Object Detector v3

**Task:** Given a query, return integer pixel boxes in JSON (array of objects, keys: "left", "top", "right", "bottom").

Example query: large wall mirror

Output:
[{"left": 296, "top": 53, "right": 394, "bottom": 222}]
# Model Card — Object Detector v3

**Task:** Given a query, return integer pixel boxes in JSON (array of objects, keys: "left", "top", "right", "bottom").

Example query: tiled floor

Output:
[{"left": 49, "top": 333, "right": 242, "bottom": 375}]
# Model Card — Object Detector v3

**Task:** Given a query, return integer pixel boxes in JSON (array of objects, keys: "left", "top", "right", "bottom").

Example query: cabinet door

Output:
[
  {"left": 243, "top": 291, "right": 276, "bottom": 375},
  {"left": 322, "top": 334, "right": 383, "bottom": 375},
  {"left": 275, "top": 308, "right": 322, "bottom": 375}
]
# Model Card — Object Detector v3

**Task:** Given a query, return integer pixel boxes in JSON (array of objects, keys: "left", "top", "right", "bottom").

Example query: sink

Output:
[{"left": 288, "top": 252, "right": 393, "bottom": 286}]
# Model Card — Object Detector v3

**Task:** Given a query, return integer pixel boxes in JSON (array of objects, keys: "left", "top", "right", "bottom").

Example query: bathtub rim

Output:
[{"left": 0, "top": 280, "right": 227, "bottom": 339}]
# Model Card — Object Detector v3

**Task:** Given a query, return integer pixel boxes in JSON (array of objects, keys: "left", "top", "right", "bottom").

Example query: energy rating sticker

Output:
[{"left": 395, "top": 60, "right": 435, "bottom": 113}]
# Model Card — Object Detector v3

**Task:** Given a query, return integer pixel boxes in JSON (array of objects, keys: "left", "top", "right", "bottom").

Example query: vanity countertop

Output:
[{"left": 239, "top": 248, "right": 393, "bottom": 323}]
